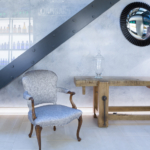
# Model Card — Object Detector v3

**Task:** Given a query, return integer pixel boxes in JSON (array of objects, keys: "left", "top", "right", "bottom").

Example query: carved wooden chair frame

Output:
[{"left": 28, "top": 91, "right": 82, "bottom": 150}]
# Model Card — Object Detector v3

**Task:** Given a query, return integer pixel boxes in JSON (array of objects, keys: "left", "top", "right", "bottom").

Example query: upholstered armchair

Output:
[{"left": 22, "top": 70, "right": 82, "bottom": 150}]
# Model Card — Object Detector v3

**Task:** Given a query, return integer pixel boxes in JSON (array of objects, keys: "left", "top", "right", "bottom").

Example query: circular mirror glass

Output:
[{"left": 126, "top": 8, "right": 150, "bottom": 40}]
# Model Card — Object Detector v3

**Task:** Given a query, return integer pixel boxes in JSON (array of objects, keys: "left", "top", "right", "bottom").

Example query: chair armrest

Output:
[
  {"left": 23, "top": 91, "right": 36, "bottom": 120},
  {"left": 23, "top": 91, "right": 32, "bottom": 100},
  {"left": 67, "top": 91, "right": 77, "bottom": 109},
  {"left": 57, "top": 88, "right": 77, "bottom": 109},
  {"left": 57, "top": 87, "right": 70, "bottom": 93}
]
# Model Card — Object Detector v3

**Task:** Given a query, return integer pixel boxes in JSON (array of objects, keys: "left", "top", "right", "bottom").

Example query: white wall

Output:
[{"left": 0, "top": 0, "right": 150, "bottom": 108}]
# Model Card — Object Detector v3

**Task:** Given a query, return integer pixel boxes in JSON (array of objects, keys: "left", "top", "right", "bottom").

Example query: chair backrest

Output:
[{"left": 22, "top": 70, "right": 58, "bottom": 109}]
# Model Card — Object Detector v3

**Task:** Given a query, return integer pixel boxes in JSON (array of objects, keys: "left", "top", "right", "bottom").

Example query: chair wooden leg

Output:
[
  {"left": 77, "top": 115, "right": 82, "bottom": 141},
  {"left": 29, "top": 123, "right": 34, "bottom": 138},
  {"left": 93, "top": 86, "right": 98, "bottom": 118},
  {"left": 35, "top": 125, "right": 42, "bottom": 150},
  {"left": 53, "top": 126, "right": 56, "bottom": 131}
]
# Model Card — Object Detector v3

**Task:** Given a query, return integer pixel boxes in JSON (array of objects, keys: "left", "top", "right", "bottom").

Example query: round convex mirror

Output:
[{"left": 120, "top": 2, "right": 150, "bottom": 46}]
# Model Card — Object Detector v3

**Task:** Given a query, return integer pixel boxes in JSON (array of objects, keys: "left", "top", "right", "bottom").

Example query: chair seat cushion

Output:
[{"left": 28, "top": 105, "right": 82, "bottom": 127}]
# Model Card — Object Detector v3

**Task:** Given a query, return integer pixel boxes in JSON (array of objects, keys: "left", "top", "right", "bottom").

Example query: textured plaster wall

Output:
[{"left": 0, "top": 0, "right": 150, "bottom": 108}]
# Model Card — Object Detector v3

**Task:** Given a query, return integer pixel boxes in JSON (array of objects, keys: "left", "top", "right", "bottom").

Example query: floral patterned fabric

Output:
[
  {"left": 23, "top": 91, "right": 32, "bottom": 100},
  {"left": 22, "top": 70, "right": 58, "bottom": 109},
  {"left": 22, "top": 70, "right": 82, "bottom": 127},
  {"left": 57, "top": 87, "right": 69, "bottom": 93},
  {"left": 28, "top": 105, "right": 82, "bottom": 127}
]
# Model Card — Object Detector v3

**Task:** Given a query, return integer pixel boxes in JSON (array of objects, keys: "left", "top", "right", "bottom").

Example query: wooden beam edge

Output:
[
  {"left": 109, "top": 106, "right": 150, "bottom": 112},
  {"left": 108, "top": 114, "right": 150, "bottom": 120}
]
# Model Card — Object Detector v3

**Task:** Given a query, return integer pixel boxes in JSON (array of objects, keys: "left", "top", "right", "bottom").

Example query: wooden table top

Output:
[{"left": 74, "top": 76, "right": 150, "bottom": 87}]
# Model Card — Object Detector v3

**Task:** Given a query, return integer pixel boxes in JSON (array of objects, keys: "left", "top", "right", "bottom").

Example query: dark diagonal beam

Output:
[{"left": 0, "top": 0, "right": 119, "bottom": 90}]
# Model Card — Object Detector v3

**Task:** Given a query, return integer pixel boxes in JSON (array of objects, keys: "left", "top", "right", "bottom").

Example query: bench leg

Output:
[
  {"left": 98, "top": 82, "right": 109, "bottom": 127},
  {"left": 93, "top": 86, "right": 98, "bottom": 118}
]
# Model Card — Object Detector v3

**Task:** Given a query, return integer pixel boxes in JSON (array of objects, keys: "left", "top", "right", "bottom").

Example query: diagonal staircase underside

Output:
[{"left": 0, "top": 0, "right": 119, "bottom": 90}]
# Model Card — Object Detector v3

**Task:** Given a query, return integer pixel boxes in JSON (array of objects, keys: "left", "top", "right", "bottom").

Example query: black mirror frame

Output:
[{"left": 120, "top": 2, "right": 150, "bottom": 47}]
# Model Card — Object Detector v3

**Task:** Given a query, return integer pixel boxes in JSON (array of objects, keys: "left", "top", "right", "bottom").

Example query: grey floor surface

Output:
[{"left": 0, "top": 115, "right": 150, "bottom": 150}]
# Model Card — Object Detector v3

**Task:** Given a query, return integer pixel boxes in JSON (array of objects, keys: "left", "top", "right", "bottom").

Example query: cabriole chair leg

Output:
[
  {"left": 35, "top": 125, "right": 42, "bottom": 150},
  {"left": 53, "top": 126, "right": 56, "bottom": 131},
  {"left": 29, "top": 123, "right": 33, "bottom": 138},
  {"left": 77, "top": 115, "right": 82, "bottom": 141}
]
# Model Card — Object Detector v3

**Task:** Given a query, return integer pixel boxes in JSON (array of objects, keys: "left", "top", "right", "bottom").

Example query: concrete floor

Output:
[{"left": 0, "top": 115, "right": 150, "bottom": 150}]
